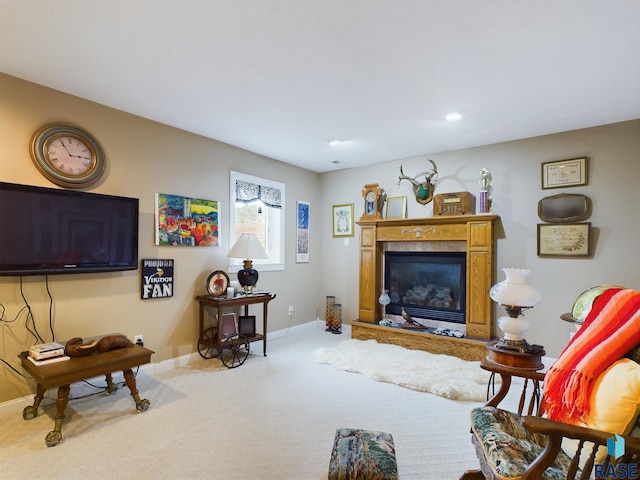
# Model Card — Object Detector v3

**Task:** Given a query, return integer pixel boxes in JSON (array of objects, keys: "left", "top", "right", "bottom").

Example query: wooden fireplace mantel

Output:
[{"left": 353, "top": 214, "right": 499, "bottom": 361}]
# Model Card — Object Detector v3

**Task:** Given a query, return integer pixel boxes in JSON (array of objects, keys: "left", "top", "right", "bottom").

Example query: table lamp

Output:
[
  {"left": 489, "top": 268, "right": 541, "bottom": 352},
  {"left": 227, "top": 233, "right": 268, "bottom": 294}
]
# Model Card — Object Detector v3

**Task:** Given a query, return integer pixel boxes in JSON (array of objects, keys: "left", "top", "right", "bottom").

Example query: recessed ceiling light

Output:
[
  {"left": 331, "top": 160, "right": 342, "bottom": 164},
  {"left": 445, "top": 112, "right": 463, "bottom": 121},
  {"left": 327, "top": 138, "right": 343, "bottom": 146}
]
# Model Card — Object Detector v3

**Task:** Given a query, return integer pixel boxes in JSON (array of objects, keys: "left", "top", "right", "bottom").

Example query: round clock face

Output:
[
  {"left": 45, "top": 134, "right": 95, "bottom": 176},
  {"left": 366, "top": 191, "right": 376, "bottom": 202},
  {"left": 31, "top": 124, "right": 106, "bottom": 188}
]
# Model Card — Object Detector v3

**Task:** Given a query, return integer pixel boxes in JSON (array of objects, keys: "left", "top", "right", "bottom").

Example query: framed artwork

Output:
[
  {"left": 333, "top": 203, "right": 354, "bottom": 237},
  {"left": 385, "top": 196, "right": 407, "bottom": 219},
  {"left": 155, "top": 193, "right": 219, "bottom": 246},
  {"left": 537, "top": 223, "right": 591, "bottom": 257},
  {"left": 541, "top": 157, "right": 588, "bottom": 189},
  {"left": 296, "top": 200, "right": 310, "bottom": 263}
]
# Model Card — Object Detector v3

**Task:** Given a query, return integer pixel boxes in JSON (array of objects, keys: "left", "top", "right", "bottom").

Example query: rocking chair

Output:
[{"left": 462, "top": 287, "right": 640, "bottom": 479}]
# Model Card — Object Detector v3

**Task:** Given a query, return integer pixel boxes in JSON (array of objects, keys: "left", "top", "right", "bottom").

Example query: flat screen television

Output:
[{"left": 0, "top": 182, "right": 139, "bottom": 276}]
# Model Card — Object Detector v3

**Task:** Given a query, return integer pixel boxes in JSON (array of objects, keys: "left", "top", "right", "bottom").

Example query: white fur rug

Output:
[{"left": 314, "top": 339, "right": 493, "bottom": 402}]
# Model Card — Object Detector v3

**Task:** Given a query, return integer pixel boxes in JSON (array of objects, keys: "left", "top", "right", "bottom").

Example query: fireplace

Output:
[
  {"left": 384, "top": 251, "right": 466, "bottom": 324},
  {"left": 353, "top": 214, "right": 498, "bottom": 361}
]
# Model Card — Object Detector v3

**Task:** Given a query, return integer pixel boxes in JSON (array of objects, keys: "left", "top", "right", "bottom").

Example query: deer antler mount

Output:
[{"left": 398, "top": 160, "right": 438, "bottom": 205}]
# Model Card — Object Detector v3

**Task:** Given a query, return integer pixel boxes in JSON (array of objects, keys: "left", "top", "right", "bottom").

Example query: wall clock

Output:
[
  {"left": 360, "top": 183, "right": 386, "bottom": 221},
  {"left": 30, "top": 123, "right": 106, "bottom": 188}
]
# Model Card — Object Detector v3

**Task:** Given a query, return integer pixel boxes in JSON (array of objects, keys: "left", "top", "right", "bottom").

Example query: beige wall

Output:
[
  {"left": 2, "top": 72, "right": 640, "bottom": 404},
  {"left": 319, "top": 119, "right": 640, "bottom": 359},
  {"left": 0, "top": 73, "right": 322, "bottom": 403}
]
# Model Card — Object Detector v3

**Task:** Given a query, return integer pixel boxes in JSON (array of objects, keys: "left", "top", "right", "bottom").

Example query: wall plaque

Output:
[{"left": 141, "top": 259, "right": 174, "bottom": 299}]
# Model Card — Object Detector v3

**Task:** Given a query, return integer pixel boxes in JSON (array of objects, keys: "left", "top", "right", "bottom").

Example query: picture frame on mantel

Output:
[
  {"left": 541, "top": 157, "right": 588, "bottom": 189},
  {"left": 385, "top": 196, "right": 407, "bottom": 219}
]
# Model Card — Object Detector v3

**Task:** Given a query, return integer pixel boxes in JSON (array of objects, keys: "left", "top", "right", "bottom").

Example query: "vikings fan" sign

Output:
[{"left": 141, "top": 259, "right": 174, "bottom": 299}]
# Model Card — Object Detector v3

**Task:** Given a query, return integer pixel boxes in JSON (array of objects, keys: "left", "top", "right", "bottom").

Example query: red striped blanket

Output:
[{"left": 541, "top": 288, "right": 640, "bottom": 423}]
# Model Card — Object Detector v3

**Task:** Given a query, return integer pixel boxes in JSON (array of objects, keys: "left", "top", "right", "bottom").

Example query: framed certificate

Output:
[
  {"left": 537, "top": 223, "right": 591, "bottom": 257},
  {"left": 541, "top": 157, "right": 588, "bottom": 189},
  {"left": 332, "top": 203, "right": 354, "bottom": 237}
]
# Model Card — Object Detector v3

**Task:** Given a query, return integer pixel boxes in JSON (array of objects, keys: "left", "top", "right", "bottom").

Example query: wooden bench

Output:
[{"left": 19, "top": 343, "right": 154, "bottom": 446}]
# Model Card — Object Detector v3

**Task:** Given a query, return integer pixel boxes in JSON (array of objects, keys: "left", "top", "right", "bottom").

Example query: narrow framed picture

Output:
[
  {"left": 541, "top": 157, "right": 588, "bottom": 189},
  {"left": 385, "top": 196, "right": 407, "bottom": 219},
  {"left": 238, "top": 315, "right": 256, "bottom": 336},
  {"left": 296, "top": 200, "right": 310, "bottom": 263},
  {"left": 332, "top": 203, "right": 354, "bottom": 237},
  {"left": 537, "top": 222, "right": 591, "bottom": 257}
]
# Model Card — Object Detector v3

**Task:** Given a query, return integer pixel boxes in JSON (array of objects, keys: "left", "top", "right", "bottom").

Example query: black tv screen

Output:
[{"left": 0, "top": 182, "right": 139, "bottom": 276}]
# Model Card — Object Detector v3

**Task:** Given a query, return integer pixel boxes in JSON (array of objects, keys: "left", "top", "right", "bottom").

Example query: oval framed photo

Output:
[{"left": 206, "top": 270, "right": 230, "bottom": 297}]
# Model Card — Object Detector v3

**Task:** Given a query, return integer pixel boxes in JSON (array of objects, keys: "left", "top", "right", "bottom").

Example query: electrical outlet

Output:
[
  {"left": 134, "top": 335, "right": 144, "bottom": 346},
  {"left": 288, "top": 306, "right": 294, "bottom": 315}
]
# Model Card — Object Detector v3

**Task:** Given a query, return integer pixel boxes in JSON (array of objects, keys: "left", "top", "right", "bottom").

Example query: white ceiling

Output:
[{"left": 2, "top": 1, "right": 639, "bottom": 173}]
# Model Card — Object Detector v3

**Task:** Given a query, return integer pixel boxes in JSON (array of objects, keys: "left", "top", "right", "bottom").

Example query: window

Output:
[{"left": 229, "top": 171, "right": 285, "bottom": 272}]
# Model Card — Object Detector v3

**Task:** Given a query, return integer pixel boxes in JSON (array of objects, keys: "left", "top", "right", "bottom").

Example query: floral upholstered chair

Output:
[{"left": 461, "top": 287, "right": 640, "bottom": 480}]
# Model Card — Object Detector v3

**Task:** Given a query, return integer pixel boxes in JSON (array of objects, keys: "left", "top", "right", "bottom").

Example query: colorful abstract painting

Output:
[{"left": 155, "top": 193, "right": 219, "bottom": 247}]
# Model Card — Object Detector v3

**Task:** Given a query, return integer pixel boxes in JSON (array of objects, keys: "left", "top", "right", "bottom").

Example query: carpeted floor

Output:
[{"left": 0, "top": 321, "right": 500, "bottom": 479}]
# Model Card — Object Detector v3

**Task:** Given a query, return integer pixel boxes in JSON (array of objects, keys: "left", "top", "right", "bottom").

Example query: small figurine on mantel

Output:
[{"left": 479, "top": 167, "right": 492, "bottom": 214}]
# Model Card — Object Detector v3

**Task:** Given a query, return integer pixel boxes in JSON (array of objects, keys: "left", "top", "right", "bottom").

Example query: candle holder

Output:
[
  {"left": 330, "top": 303, "right": 342, "bottom": 334},
  {"left": 325, "top": 296, "right": 335, "bottom": 332},
  {"left": 378, "top": 289, "right": 391, "bottom": 323}
]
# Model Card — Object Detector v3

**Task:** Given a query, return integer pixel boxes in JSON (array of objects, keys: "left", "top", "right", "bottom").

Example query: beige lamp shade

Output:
[{"left": 227, "top": 233, "right": 268, "bottom": 261}]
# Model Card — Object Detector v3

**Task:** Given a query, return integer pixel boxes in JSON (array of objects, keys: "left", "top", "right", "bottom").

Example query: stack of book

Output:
[{"left": 27, "top": 342, "right": 70, "bottom": 365}]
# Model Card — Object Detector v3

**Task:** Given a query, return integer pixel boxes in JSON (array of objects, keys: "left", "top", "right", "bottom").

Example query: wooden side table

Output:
[
  {"left": 481, "top": 359, "right": 546, "bottom": 416},
  {"left": 19, "top": 343, "right": 154, "bottom": 446},
  {"left": 482, "top": 342, "right": 546, "bottom": 414},
  {"left": 195, "top": 293, "right": 276, "bottom": 358},
  {"left": 485, "top": 343, "right": 546, "bottom": 371}
]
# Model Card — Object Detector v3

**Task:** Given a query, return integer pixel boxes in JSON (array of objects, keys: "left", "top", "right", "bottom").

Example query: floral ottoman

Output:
[{"left": 328, "top": 428, "right": 398, "bottom": 480}]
